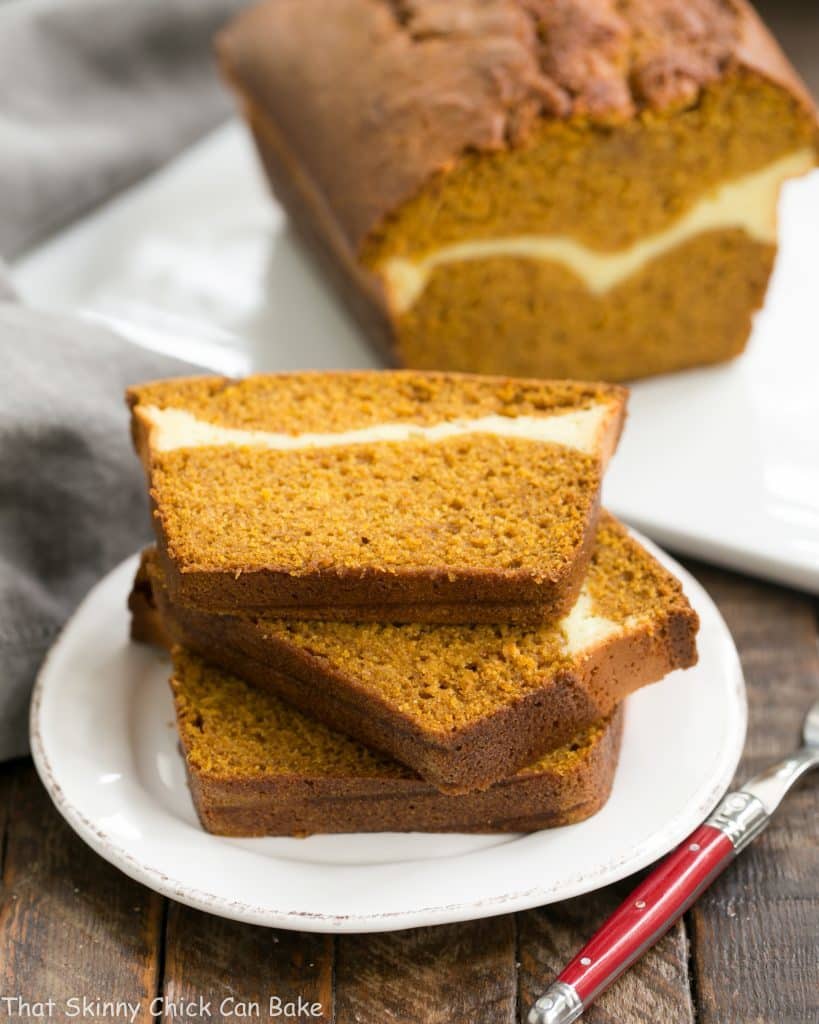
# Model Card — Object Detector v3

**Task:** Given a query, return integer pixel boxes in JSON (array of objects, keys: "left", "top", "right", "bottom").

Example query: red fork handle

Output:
[
  {"left": 561, "top": 823, "right": 734, "bottom": 1002},
  {"left": 528, "top": 816, "right": 752, "bottom": 1024}
]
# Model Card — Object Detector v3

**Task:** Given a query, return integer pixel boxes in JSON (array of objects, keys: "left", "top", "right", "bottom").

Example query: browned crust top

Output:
[{"left": 217, "top": 0, "right": 816, "bottom": 251}]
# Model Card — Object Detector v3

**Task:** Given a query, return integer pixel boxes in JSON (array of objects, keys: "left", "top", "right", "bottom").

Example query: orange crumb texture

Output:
[
  {"left": 128, "top": 370, "right": 624, "bottom": 433},
  {"left": 172, "top": 647, "right": 611, "bottom": 783},
  {"left": 128, "top": 371, "right": 625, "bottom": 583},
  {"left": 246, "top": 514, "right": 695, "bottom": 730}
]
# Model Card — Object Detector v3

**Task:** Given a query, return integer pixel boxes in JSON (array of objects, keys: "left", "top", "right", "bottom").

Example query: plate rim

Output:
[{"left": 30, "top": 533, "right": 747, "bottom": 933}]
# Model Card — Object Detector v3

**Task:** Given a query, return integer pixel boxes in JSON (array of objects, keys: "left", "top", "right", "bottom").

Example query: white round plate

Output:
[{"left": 31, "top": 533, "right": 746, "bottom": 933}]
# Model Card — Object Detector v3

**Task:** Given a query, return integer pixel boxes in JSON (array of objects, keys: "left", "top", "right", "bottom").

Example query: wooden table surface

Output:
[{"left": 0, "top": 560, "right": 816, "bottom": 1024}]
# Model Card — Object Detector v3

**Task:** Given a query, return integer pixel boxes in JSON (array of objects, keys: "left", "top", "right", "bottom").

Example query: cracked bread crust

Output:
[{"left": 217, "top": 0, "right": 815, "bottom": 255}]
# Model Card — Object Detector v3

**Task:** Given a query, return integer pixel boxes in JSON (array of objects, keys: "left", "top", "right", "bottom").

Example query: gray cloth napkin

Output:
[
  {"left": 0, "top": 0, "right": 246, "bottom": 260},
  {"left": 0, "top": 304, "right": 197, "bottom": 761},
  {"left": 0, "top": 0, "right": 250, "bottom": 759}
]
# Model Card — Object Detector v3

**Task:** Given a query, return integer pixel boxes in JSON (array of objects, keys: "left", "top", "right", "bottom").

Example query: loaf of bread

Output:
[{"left": 218, "top": 0, "right": 817, "bottom": 382}]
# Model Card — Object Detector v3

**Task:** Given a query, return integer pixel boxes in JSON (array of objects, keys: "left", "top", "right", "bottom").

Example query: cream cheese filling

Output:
[
  {"left": 380, "top": 149, "right": 815, "bottom": 314},
  {"left": 561, "top": 589, "right": 639, "bottom": 657},
  {"left": 140, "top": 399, "right": 616, "bottom": 458}
]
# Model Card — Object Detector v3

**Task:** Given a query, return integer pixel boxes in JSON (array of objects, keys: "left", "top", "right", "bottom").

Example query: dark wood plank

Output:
[
  {"left": 685, "top": 566, "right": 819, "bottom": 1024},
  {"left": 335, "top": 916, "right": 517, "bottom": 1024},
  {"left": 0, "top": 761, "right": 164, "bottom": 1019},
  {"left": 0, "top": 757, "right": 15, "bottom": 872},
  {"left": 517, "top": 887, "right": 695, "bottom": 1024},
  {"left": 162, "top": 903, "right": 333, "bottom": 1022}
]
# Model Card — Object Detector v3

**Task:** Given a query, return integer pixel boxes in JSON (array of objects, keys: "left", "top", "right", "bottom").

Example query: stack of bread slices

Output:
[{"left": 127, "top": 371, "right": 698, "bottom": 836}]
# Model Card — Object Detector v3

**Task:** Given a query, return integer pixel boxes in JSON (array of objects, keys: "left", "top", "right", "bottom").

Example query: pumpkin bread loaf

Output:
[
  {"left": 133, "top": 514, "right": 698, "bottom": 793},
  {"left": 165, "top": 648, "right": 623, "bottom": 837},
  {"left": 218, "top": 0, "right": 818, "bottom": 382},
  {"left": 128, "top": 371, "right": 626, "bottom": 624}
]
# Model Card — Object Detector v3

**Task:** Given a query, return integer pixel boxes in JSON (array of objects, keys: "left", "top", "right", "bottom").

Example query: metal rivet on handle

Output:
[
  {"left": 635, "top": 900, "right": 646, "bottom": 909},
  {"left": 580, "top": 957, "right": 592, "bottom": 966},
  {"left": 689, "top": 843, "right": 701, "bottom": 852}
]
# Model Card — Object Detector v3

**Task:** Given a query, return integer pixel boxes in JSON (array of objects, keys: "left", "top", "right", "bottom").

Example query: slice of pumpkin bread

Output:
[
  {"left": 168, "top": 646, "right": 623, "bottom": 837},
  {"left": 133, "top": 514, "right": 697, "bottom": 793},
  {"left": 218, "top": 0, "right": 817, "bottom": 382},
  {"left": 127, "top": 371, "right": 626, "bottom": 624}
]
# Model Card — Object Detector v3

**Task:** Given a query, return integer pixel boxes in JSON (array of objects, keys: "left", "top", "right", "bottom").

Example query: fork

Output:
[{"left": 528, "top": 698, "right": 819, "bottom": 1024}]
